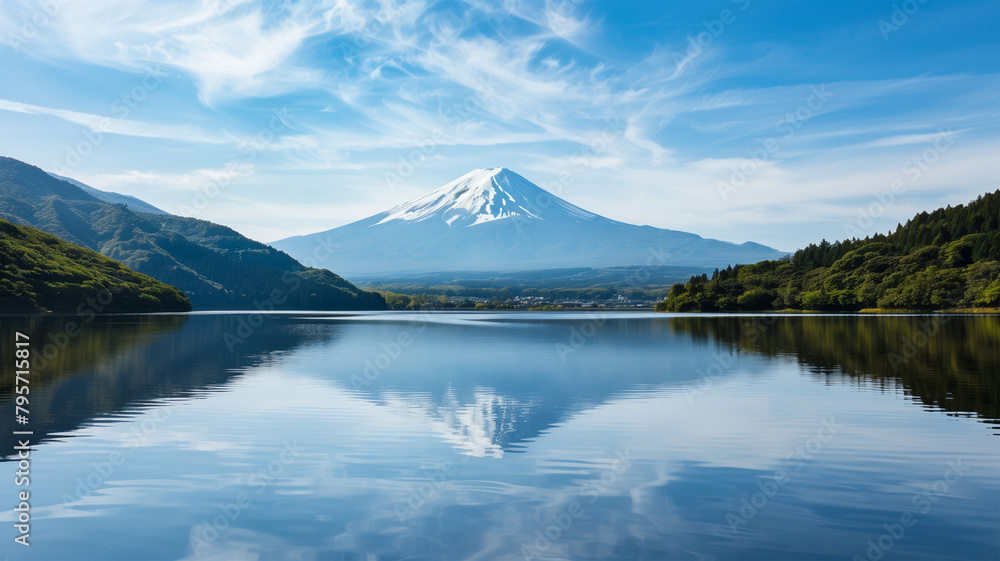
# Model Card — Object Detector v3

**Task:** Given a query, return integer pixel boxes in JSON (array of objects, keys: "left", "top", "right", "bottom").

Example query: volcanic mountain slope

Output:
[{"left": 271, "top": 168, "right": 786, "bottom": 276}]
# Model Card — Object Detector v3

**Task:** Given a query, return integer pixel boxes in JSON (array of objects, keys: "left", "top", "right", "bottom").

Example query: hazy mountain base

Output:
[
  {"left": 0, "top": 219, "right": 191, "bottom": 313},
  {"left": 657, "top": 191, "right": 1000, "bottom": 312},
  {"left": 352, "top": 265, "right": 715, "bottom": 308}
]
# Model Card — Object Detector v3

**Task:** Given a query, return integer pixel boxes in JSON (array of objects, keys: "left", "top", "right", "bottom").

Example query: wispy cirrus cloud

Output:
[
  {"left": 0, "top": 98, "right": 230, "bottom": 143},
  {"left": 77, "top": 164, "right": 256, "bottom": 191},
  {"left": 855, "top": 129, "right": 967, "bottom": 149}
]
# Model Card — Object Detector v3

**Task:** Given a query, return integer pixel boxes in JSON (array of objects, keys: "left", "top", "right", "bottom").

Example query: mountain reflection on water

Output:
[
  {"left": 0, "top": 312, "right": 997, "bottom": 561},
  {"left": 3, "top": 312, "right": 997, "bottom": 461}
]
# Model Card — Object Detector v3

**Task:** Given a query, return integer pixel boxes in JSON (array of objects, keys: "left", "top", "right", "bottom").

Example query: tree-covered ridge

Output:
[
  {"left": 656, "top": 191, "right": 1000, "bottom": 312},
  {"left": 0, "top": 219, "right": 191, "bottom": 313},
  {"left": 0, "top": 157, "right": 385, "bottom": 310}
]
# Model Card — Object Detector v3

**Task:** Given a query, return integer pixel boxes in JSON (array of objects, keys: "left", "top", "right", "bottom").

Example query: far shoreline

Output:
[{"left": 3, "top": 307, "right": 999, "bottom": 318}]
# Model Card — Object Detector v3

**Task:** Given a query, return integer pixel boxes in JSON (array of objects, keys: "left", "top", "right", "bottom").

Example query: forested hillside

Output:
[
  {"left": 656, "top": 191, "right": 1000, "bottom": 312},
  {"left": 0, "top": 219, "right": 191, "bottom": 313},
  {"left": 0, "top": 157, "right": 385, "bottom": 310}
]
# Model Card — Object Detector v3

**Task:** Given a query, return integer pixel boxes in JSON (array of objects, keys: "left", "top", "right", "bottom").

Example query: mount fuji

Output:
[{"left": 270, "top": 168, "right": 785, "bottom": 276}]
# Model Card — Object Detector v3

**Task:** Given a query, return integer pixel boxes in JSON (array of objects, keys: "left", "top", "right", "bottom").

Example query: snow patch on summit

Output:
[{"left": 375, "top": 167, "right": 595, "bottom": 227}]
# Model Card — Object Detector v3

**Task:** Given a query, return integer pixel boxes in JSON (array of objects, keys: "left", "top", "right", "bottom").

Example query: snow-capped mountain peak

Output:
[
  {"left": 376, "top": 167, "right": 597, "bottom": 227},
  {"left": 270, "top": 167, "right": 786, "bottom": 276}
]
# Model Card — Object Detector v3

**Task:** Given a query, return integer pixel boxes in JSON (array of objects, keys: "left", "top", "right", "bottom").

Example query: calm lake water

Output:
[{"left": 1, "top": 312, "right": 998, "bottom": 560}]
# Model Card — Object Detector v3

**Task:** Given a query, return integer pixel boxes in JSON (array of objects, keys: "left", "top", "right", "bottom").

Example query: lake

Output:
[{"left": 1, "top": 312, "right": 998, "bottom": 560}]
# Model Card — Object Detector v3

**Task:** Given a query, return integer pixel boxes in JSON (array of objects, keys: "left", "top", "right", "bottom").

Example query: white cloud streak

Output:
[{"left": 0, "top": 98, "right": 230, "bottom": 143}]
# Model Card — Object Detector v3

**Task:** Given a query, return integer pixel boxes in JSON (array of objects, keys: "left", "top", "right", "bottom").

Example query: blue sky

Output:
[{"left": 0, "top": 0, "right": 997, "bottom": 250}]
